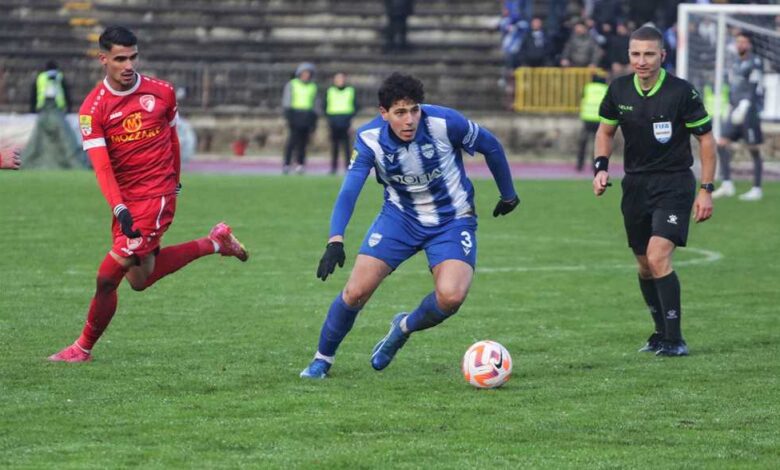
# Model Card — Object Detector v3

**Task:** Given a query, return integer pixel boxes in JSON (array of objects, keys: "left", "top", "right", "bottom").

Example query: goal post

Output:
[{"left": 677, "top": 3, "right": 780, "bottom": 139}]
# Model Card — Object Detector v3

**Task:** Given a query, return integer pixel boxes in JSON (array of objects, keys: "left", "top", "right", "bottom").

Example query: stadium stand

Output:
[
  {"left": 1, "top": 0, "right": 775, "bottom": 158},
  {"left": 0, "top": 0, "right": 508, "bottom": 115}
]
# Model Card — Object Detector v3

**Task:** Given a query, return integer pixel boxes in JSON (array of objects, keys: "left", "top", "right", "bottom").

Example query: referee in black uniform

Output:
[{"left": 592, "top": 25, "right": 716, "bottom": 357}]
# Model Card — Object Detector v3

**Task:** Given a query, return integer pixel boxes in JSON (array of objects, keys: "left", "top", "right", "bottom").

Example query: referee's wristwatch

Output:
[{"left": 700, "top": 183, "right": 715, "bottom": 193}]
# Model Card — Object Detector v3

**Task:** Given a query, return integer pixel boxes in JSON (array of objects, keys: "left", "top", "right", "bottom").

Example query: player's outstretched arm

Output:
[
  {"left": 473, "top": 127, "right": 520, "bottom": 217},
  {"left": 316, "top": 147, "right": 372, "bottom": 280},
  {"left": 0, "top": 148, "right": 21, "bottom": 170},
  {"left": 693, "top": 131, "right": 716, "bottom": 223},
  {"left": 593, "top": 123, "right": 616, "bottom": 196},
  {"left": 88, "top": 147, "right": 140, "bottom": 238}
]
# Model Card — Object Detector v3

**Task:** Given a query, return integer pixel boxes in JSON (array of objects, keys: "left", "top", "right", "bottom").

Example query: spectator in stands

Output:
[
  {"left": 22, "top": 60, "right": 81, "bottom": 168},
  {"left": 546, "top": 0, "right": 569, "bottom": 37},
  {"left": 658, "top": 0, "right": 682, "bottom": 31},
  {"left": 585, "top": 17, "right": 607, "bottom": 50},
  {"left": 384, "top": 0, "right": 415, "bottom": 52},
  {"left": 499, "top": 0, "right": 529, "bottom": 69},
  {"left": 576, "top": 74, "right": 608, "bottom": 171},
  {"left": 281, "top": 62, "right": 319, "bottom": 174},
  {"left": 498, "top": 1, "right": 529, "bottom": 109},
  {"left": 589, "top": 0, "right": 624, "bottom": 29},
  {"left": 324, "top": 72, "right": 359, "bottom": 175},
  {"left": 663, "top": 23, "right": 677, "bottom": 74},
  {"left": 607, "top": 22, "right": 631, "bottom": 77},
  {"left": 628, "top": 0, "right": 656, "bottom": 28},
  {"left": 560, "top": 20, "right": 603, "bottom": 67},
  {"left": 29, "top": 60, "right": 71, "bottom": 114},
  {"left": 520, "top": 16, "right": 551, "bottom": 66},
  {"left": 0, "top": 148, "right": 21, "bottom": 170},
  {"left": 549, "top": 15, "right": 573, "bottom": 65}
]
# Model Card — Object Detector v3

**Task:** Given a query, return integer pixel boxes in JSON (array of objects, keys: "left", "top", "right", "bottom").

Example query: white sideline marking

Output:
[
  {"left": 60, "top": 249, "right": 724, "bottom": 277},
  {"left": 476, "top": 247, "right": 723, "bottom": 273}
]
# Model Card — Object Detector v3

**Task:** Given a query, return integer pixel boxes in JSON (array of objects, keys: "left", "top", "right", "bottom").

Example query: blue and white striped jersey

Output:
[{"left": 329, "top": 104, "right": 516, "bottom": 237}]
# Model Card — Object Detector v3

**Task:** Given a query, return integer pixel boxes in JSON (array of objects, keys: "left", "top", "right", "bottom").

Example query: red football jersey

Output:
[{"left": 79, "top": 73, "right": 178, "bottom": 201}]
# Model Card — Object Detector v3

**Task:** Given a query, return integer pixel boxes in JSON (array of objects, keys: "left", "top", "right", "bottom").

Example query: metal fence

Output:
[{"left": 514, "top": 67, "right": 607, "bottom": 114}]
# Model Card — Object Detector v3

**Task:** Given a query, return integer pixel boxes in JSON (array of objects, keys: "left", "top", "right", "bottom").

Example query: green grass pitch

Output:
[{"left": 1, "top": 172, "right": 778, "bottom": 468}]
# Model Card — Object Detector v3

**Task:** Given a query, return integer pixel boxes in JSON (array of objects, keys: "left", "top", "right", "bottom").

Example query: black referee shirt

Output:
[{"left": 599, "top": 69, "right": 712, "bottom": 174}]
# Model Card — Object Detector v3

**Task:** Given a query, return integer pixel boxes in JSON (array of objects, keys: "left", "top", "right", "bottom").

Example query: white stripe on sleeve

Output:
[{"left": 83, "top": 138, "right": 106, "bottom": 150}]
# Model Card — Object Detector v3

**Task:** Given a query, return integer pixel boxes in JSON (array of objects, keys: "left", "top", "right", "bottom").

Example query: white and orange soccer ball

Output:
[{"left": 462, "top": 340, "right": 512, "bottom": 389}]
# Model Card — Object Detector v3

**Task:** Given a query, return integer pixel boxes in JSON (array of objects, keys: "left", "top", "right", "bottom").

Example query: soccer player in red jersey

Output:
[{"left": 49, "top": 26, "right": 249, "bottom": 362}]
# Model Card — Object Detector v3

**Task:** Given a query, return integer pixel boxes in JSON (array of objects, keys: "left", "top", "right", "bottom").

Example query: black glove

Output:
[
  {"left": 175, "top": 182, "right": 183, "bottom": 196},
  {"left": 317, "top": 241, "right": 345, "bottom": 281},
  {"left": 493, "top": 195, "right": 520, "bottom": 217},
  {"left": 114, "top": 206, "right": 142, "bottom": 238}
]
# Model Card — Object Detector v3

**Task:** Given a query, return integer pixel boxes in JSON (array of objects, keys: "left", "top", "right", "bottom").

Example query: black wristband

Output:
[{"left": 593, "top": 156, "right": 609, "bottom": 176}]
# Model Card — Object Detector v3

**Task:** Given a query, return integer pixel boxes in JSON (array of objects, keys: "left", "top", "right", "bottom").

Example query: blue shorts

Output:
[{"left": 358, "top": 211, "right": 477, "bottom": 270}]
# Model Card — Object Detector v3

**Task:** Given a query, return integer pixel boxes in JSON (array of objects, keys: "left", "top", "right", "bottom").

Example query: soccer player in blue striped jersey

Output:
[{"left": 301, "top": 73, "right": 520, "bottom": 379}]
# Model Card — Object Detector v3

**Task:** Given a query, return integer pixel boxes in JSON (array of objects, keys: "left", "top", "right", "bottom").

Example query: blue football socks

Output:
[
  {"left": 317, "top": 293, "right": 362, "bottom": 357},
  {"left": 404, "top": 292, "right": 451, "bottom": 333}
]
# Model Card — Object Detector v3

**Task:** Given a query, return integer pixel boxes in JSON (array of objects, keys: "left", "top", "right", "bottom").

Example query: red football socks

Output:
[
  {"left": 143, "top": 238, "right": 214, "bottom": 288},
  {"left": 77, "top": 254, "right": 127, "bottom": 351},
  {"left": 76, "top": 239, "right": 213, "bottom": 350}
]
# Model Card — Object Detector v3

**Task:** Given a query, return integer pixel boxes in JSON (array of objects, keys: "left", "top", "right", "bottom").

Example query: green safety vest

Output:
[
  {"left": 579, "top": 82, "right": 608, "bottom": 123},
  {"left": 36, "top": 71, "right": 67, "bottom": 111},
  {"left": 290, "top": 78, "right": 317, "bottom": 111},
  {"left": 703, "top": 84, "right": 730, "bottom": 118},
  {"left": 326, "top": 86, "right": 356, "bottom": 115}
]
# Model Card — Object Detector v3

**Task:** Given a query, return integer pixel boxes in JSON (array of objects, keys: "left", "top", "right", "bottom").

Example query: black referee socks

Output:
[
  {"left": 654, "top": 271, "right": 683, "bottom": 342},
  {"left": 638, "top": 275, "right": 665, "bottom": 335}
]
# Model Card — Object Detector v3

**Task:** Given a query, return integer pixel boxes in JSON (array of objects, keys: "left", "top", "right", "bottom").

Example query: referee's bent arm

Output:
[
  {"left": 693, "top": 131, "right": 716, "bottom": 223},
  {"left": 593, "top": 122, "right": 617, "bottom": 196}
]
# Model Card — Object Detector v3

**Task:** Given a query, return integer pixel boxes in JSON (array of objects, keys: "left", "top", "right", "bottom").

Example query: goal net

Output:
[{"left": 677, "top": 3, "right": 780, "bottom": 139}]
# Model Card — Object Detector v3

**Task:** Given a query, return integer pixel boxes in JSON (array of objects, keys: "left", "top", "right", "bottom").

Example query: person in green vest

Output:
[
  {"left": 323, "top": 72, "right": 359, "bottom": 174},
  {"left": 29, "top": 60, "right": 72, "bottom": 113},
  {"left": 281, "top": 62, "right": 319, "bottom": 174},
  {"left": 22, "top": 60, "right": 82, "bottom": 168},
  {"left": 576, "top": 74, "right": 608, "bottom": 171}
]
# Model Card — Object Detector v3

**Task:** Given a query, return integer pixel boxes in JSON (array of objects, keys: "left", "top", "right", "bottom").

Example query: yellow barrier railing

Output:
[{"left": 514, "top": 67, "right": 607, "bottom": 113}]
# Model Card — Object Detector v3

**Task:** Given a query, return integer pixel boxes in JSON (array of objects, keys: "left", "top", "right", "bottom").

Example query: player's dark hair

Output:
[
  {"left": 99, "top": 25, "right": 137, "bottom": 51},
  {"left": 630, "top": 25, "right": 664, "bottom": 48},
  {"left": 737, "top": 31, "right": 754, "bottom": 44},
  {"left": 378, "top": 73, "right": 425, "bottom": 109}
]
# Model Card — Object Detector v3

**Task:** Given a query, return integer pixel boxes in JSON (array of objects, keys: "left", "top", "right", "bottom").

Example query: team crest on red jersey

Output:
[
  {"left": 140, "top": 95, "right": 156, "bottom": 112},
  {"left": 121, "top": 236, "right": 144, "bottom": 256}
]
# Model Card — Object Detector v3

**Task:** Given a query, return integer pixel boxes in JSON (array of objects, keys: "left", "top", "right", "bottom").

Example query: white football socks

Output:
[{"left": 314, "top": 351, "right": 334, "bottom": 364}]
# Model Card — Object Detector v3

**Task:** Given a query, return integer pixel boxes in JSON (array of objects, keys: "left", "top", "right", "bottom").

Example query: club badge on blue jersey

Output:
[
  {"left": 421, "top": 143, "right": 435, "bottom": 159},
  {"left": 368, "top": 232, "right": 383, "bottom": 247}
]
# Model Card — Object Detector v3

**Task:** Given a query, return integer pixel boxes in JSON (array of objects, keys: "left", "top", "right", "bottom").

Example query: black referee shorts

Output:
[{"left": 620, "top": 170, "right": 696, "bottom": 255}]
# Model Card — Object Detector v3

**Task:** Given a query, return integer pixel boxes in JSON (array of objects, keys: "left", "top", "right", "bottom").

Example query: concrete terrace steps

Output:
[
  {"left": 0, "top": 24, "right": 495, "bottom": 51},
  {"left": 0, "top": 54, "right": 503, "bottom": 80},
  {"left": 0, "top": 9, "right": 499, "bottom": 30},
  {"left": 88, "top": 0, "right": 500, "bottom": 19},
  {"left": 0, "top": 0, "right": 507, "bottom": 112},
  {"left": 0, "top": 13, "right": 501, "bottom": 47}
]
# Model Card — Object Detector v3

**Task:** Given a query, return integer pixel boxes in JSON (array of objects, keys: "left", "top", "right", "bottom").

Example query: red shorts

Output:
[{"left": 111, "top": 195, "right": 176, "bottom": 260}]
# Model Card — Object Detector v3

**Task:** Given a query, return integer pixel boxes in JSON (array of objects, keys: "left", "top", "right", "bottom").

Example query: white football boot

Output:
[
  {"left": 711, "top": 180, "right": 736, "bottom": 199},
  {"left": 738, "top": 186, "right": 763, "bottom": 201}
]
